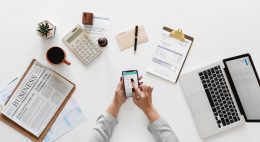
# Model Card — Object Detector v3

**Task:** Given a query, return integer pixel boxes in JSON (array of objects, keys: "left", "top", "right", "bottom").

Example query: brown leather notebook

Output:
[{"left": 0, "top": 59, "right": 76, "bottom": 142}]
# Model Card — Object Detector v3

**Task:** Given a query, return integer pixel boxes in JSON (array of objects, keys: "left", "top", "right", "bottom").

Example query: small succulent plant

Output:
[
  {"left": 36, "top": 20, "right": 55, "bottom": 38},
  {"left": 37, "top": 22, "right": 52, "bottom": 37}
]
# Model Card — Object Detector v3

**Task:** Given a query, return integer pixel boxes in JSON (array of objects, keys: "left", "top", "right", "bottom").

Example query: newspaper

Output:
[
  {"left": 2, "top": 60, "right": 74, "bottom": 137},
  {"left": 1, "top": 78, "right": 86, "bottom": 142}
]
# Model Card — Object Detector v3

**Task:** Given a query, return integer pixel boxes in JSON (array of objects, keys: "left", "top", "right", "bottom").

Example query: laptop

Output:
[{"left": 179, "top": 53, "right": 260, "bottom": 138}]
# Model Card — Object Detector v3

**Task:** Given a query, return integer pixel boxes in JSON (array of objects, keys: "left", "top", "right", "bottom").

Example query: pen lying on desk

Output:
[{"left": 134, "top": 25, "right": 138, "bottom": 52}]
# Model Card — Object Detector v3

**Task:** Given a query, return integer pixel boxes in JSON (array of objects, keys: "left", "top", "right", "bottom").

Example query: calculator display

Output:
[{"left": 67, "top": 28, "right": 83, "bottom": 43}]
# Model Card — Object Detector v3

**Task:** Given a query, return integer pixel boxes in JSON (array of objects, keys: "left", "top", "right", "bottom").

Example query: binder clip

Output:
[{"left": 170, "top": 29, "right": 185, "bottom": 42}]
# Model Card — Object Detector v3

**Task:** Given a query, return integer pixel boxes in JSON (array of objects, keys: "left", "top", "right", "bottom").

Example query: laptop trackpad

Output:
[{"left": 187, "top": 91, "right": 210, "bottom": 115}]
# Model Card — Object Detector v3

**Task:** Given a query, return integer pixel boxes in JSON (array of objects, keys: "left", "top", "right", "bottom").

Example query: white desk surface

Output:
[{"left": 0, "top": 0, "right": 260, "bottom": 142}]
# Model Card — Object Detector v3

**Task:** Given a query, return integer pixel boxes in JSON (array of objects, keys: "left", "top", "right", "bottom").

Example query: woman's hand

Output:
[
  {"left": 131, "top": 79, "right": 160, "bottom": 122},
  {"left": 107, "top": 76, "right": 143, "bottom": 117},
  {"left": 113, "top": 77, "right": 127, "bottom": 106},
  {"left": 107, "top": 77, "right": 126, "bottom": 117}
]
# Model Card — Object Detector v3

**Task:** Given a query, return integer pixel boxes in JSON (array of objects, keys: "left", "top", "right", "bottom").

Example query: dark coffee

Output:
[{"left": 47, "top": 47, "right": 65, "bottom": 64}]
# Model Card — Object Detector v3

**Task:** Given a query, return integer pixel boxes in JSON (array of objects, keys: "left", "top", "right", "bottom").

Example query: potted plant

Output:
[{"left": 37, "top": 20, "right": 56, "bottom": 38}]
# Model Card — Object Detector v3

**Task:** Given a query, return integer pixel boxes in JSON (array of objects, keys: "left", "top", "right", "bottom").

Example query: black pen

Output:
[{"left": 134, "top": 25, "right": 138, "bottom": 52}]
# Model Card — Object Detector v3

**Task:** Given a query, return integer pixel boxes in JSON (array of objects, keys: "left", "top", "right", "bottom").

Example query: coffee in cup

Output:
[{"left": 46, "top": 47, "right": 71, "bottom": 65}]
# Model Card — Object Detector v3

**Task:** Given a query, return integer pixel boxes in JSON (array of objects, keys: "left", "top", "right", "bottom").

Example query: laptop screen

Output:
[{"left": 224, "top": 54, "right": 260, "bottom": 121}]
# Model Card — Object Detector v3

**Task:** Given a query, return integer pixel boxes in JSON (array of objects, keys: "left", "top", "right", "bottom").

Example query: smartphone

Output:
[{"left": 122, "top": 70, "right": 139, "bottom": 97}]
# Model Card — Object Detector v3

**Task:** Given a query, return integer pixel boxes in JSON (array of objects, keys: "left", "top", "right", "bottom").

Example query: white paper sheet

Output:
[{"left": 0, "top": 78, "right": 18, "bottom": 112}]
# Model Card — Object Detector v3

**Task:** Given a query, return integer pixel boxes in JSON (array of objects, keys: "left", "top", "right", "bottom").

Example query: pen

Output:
[{"left": 134, "top": 25, "right": 138, "bottom": 52}]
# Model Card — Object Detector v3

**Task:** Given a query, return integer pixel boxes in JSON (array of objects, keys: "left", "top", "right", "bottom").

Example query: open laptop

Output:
[{"left": 179, "top": 53, "right": 260, "bottom": 138}]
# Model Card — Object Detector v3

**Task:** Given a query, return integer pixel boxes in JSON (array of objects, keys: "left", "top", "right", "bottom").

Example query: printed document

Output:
[
  {"left": 42, "top": 97, "right": 86, "bottom": 142},
  {"left": 147, "top": 29, "right": 192, "bottom": 83},
  {"left": 2, "top": 61, "right": 74, "bottom": 137}
]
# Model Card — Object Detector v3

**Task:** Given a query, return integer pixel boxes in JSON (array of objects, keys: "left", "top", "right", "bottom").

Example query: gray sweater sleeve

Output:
[
  {"left": 88, "top": 114, "right": 179, "bottom": 142},
  {"left": 147, "top": 118, "right": 180, "bottom": 142},
  {"left": 88, "top": 113, "right": 118, "bottom": 142}
]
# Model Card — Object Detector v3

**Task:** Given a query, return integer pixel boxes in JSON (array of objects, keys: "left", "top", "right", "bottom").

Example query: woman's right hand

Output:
[{"left": 131, "top": 79, "right": 160, "bottom": 122}]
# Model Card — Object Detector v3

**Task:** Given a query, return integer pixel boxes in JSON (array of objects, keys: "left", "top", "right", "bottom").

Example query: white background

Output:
[{"left": 0, "top": 0, "right": 260, "bottom": 142}]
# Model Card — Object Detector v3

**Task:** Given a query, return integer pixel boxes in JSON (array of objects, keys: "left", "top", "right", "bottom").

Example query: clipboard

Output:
[
  {"left": 165, "top": 26, "right": 194, "bottom": 82},
  {"left": 0, "top": 59, "right": 76, "bottom": 142},
  {"left": 147, "top": 26, "right": 194, "bottom": 83}
]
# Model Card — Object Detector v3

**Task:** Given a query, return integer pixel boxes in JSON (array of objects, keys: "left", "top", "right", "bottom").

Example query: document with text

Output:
[
  {"left": 42, "top": 97, "right": 86, "bottom": 142},
  {"left": 2, "top": 60, "right": 75, "bottom": 137}
]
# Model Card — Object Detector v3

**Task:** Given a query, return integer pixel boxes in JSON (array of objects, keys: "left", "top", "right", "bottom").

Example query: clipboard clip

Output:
[
  {"left": 170, "top": 29, "right": 185, "bottom": 42},
  {"left": 0, "top": 105, "right": 2, "bottom": 114}
]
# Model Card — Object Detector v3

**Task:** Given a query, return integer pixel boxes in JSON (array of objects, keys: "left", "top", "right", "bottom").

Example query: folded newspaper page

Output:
[{"left": 2, "top": 60, "right": 74, "bottom": 137}]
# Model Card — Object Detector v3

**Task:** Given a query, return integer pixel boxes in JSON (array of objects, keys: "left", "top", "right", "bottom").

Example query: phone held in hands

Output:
[{"left": 122, "top": 70, "right": 139, "bottom": 97}]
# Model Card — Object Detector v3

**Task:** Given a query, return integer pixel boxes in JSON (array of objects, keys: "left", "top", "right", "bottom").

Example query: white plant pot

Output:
[{"left": 37, "top": 20, "right": 56, "bottom": 39}]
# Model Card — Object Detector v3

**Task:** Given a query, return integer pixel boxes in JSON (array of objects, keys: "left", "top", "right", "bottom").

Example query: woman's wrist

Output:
[
  {"left": 106, "top": 100, "right": 122, "bottom": 117},
  {"left": 144, "top": 107, "right": 160, "bottom": 123}
]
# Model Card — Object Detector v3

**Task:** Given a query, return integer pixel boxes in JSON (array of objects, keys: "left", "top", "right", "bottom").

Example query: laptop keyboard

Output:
[{"left": 199, "top": 65, "right": 240, "bottom": 128}]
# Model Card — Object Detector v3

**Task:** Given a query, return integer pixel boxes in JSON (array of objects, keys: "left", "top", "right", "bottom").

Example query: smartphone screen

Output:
[{"left": 122, "top": 70, "right": 139, "bottom": 97}]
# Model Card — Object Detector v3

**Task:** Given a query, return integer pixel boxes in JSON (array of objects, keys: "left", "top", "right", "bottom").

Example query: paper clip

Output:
[{"left": 170, "top": 29, "right": 185, "bottom": 42}]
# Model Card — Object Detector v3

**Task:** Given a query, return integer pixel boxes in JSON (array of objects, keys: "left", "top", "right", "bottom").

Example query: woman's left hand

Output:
[{"left": 107, "top": 76, "right": 143, "bottom": 117}]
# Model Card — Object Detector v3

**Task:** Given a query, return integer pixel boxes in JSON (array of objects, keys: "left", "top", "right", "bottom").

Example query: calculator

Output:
[{"left": 63, "top": 25, "right": 102, "bottom": 65}]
